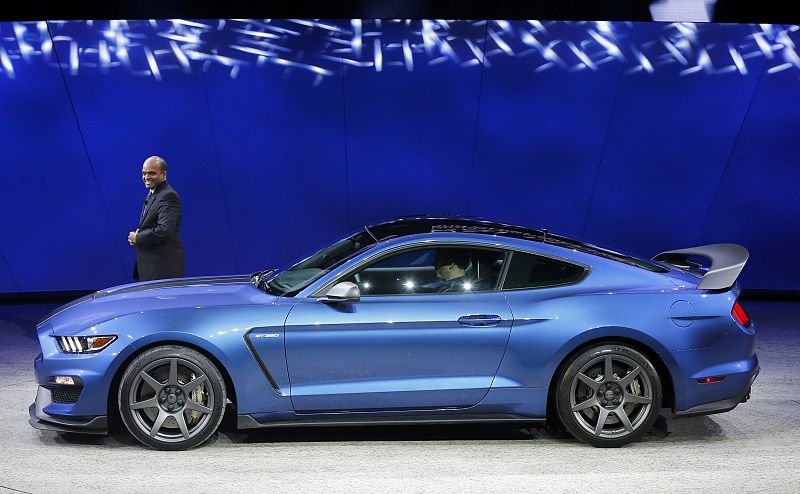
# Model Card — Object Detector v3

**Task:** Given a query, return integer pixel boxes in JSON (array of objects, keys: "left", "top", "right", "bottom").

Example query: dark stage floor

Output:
[{"left": 0, "top": 301, "right": 798, "bottom": 493}]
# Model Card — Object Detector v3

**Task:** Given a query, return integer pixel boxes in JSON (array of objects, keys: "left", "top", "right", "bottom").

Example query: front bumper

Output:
[
  {"left": 29, "top": 321, "right": 125, "bottom": 435},
  {"left": 29, "top": 386, "right": 108, "bottom": 435}
]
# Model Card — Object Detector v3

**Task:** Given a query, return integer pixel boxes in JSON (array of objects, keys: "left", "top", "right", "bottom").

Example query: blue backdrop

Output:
[{"left": 0, "top": 19, "right": 797, "bottom": 292}]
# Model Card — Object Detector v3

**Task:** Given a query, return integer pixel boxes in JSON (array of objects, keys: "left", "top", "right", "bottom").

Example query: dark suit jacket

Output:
[{"left": 133, "top": 181, "right": 185, "bottom": 281}]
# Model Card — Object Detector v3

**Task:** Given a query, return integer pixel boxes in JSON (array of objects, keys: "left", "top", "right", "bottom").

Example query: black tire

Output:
[
  {"left": 555, "top": 343, "right": 662, "bottom": 447},
  {"left": 118, "top": 345, "right": 226, "bottom": 450}
]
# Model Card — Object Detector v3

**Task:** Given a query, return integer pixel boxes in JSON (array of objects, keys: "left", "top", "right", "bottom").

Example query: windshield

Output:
[{"left": 263, "top": 230, "right": 377, "bottom": 296}]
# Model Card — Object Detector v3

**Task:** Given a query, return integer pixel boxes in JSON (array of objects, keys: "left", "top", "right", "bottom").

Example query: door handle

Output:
[{"left": 458, "top": 314, "right": 502, "bottom": 327}]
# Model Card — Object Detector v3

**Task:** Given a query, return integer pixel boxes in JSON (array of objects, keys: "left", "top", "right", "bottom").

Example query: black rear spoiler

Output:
[{"left": 652, "top": 244, "right": 749, "bottom": 290}]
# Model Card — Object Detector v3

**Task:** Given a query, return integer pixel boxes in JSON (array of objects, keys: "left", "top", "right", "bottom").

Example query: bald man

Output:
[{"left": 128, "top": 156, "right": 185, "bottom": 281}]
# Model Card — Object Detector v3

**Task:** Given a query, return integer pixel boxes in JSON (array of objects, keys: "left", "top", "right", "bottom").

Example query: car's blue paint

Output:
[
  {"left": 284, "top": 291, "right": 513, "bottom": 411},
  {"left": 30, "top": 222, "right": 758, "bottom": 432}
]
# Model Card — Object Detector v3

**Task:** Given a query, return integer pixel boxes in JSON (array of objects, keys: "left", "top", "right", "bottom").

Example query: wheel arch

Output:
[
  {"left": 107, "top": 339, "right": 239, "bottom": 423},
  {"left": 545, "top": 334, "right": 676, "bottom": 424}
]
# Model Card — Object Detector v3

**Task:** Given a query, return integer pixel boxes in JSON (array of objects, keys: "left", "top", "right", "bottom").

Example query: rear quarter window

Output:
[{"left": 502, "top": 251, "right": 587, "bottom": 290}]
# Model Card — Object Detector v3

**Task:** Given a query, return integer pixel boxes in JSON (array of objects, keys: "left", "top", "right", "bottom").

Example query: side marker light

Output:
[{"left": 697, "top": 376, "right": 726, "bottom": 384}]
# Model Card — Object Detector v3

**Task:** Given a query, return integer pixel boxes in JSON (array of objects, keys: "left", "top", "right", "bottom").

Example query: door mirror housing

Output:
[{"left": 319, "top": 281, "right": 361, "bottom": 303}]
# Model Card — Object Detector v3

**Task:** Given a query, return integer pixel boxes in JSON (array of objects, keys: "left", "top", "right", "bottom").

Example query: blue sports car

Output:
[{"left": 29, "top": 217, "right": 758, "bottom": 449}]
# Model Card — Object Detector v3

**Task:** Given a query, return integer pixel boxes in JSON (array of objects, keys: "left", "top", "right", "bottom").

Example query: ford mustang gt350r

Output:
[{"left": 30, "top": 217, "right": 758, "bottom": 450}]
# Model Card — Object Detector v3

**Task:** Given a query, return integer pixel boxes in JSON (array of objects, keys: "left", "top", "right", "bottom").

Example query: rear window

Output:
[
  {"left": 502, "top": 252, "right": 587, "bottom": 290},
  {"left": 544, "top": 236, "right": 669, "bottom": 273}
]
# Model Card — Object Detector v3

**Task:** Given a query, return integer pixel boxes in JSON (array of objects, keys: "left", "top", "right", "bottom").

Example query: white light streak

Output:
[
  {"left": 567, "top": 41, "right": 596, "bottom": 70},
  {"left": 0, "top": 45, "right": 15, "bottom": 78},
  {"left": 69, "top": 40, "right": 79, "bottom": 75},
  {"left": 421, "top": 20, "right": 438, "bottom": 55},
  {"left": 673, "top": 22, "right": 698, "bottom": 42},
  {"left": 116, "top": 44, "right": 131, "bottom": 68},
  {"left": 259, "top": 25, "right": 300, "bottom": 36},
  {"left": 589, "top": 30, "right": 622, "bottom": 59},
  {"left": 183, "top": 50, "right": 245, "bottom": 67},
  {"left": 143, "top": 46, "right": 161, "bottom": 80},
  {"left": 633, "top": 48, "right": 654, "bottom": 74},
  {"left": 728, "top": 44, "right": 747, "bottom": 75},
  {"left": 660, "top": 37, "right": 688, "bottom": 65},
  {"left": 158, "top": 33, "right": 201, "bottom": 44},
  {"left": 240, "top": 39, "right": 292, "bottom": 53},
  {"left": 320, "top": 55, "right": 373, "bottom": 67},
  {"left": 373, "top": 38, "right": 382, "bottom": 72},
  {"left": 230, "top": 45, "right": 278, "bottom": 57},
  {"left": 351, "top": 19, "right": 363, "bottom": 57},
  {"left": 596, "top": 21, "right": 613, "bottom": 35},
  {"left": 495, "top": 20, "right": 512, "bottom": 33},
  {"left": 753, "top": 32, "right": 774, "bottom": 59},
  {"left": 680, "top": 65, "right": 703, "bottom": 75},
  {"left": 271, "top": 57, "right": 334, "bottom": 76},
  {"left": 99, "top": 40, "right": 110, "bottom": 73},
  {"left": 232, "top": 28, "right": 281, "bottom": 40},
  {"left": 527, "top": 20, "right": 547, "bottom": 34},
  {"left": 168, "top": 19, "right": 212, "bottom": 29},
  {"left": 439, "top": 39, "right": 460, "bottom": 63},
  {"left": 465, "top": 39, "right": 485, "bottom": 64},
  {"left": 542, "top": 41, "right": 566, "bottom": 67},
  {"left": 288, "top": 19, "right": 344, "bottom": 32},
  {"left": 489, "top": 30, "right": 514, "bottom": 56},
  {"left": 13, "top": 23, "right": 34, "bottom": 62},
  {"left": 784, "top": 45, "right": 800, "bottom": 68},
  {"left": 697, "top": 48, "right": 712, "bottom": 73},
  {"left": 520, "top": 31, "right": 543, "bottom": 50},
  {"left": 767, "top": 62, "right": 793, "bottom": 73},
  {"left": 170, "top": 40, "right": 191, "bottom": 72}
]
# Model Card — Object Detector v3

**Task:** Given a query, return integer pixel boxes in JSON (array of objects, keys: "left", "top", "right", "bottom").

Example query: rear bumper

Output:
[
  {"left": 28, "top": 386, "right": 107, "bottom": 435},
  {"left": 669, "top": 314, "right": 758, "bottom": 413},
  {"left": 674, "top": 366, "right": 759, "bottom": 417}
]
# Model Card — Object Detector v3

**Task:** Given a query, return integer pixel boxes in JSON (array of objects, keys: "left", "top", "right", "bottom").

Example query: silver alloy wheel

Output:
[
  {"left": 569, "top": 353, "right": 654, "bottom": 439},
  {"left": 127, "top": 357, "right": 215, "bottom": 443}
]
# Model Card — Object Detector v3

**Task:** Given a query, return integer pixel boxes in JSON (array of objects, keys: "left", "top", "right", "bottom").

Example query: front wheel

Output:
[
  {"left": 555, "top": 343, "right": 663, "bottom": 447},
  {"left": 118, "top": 345, "right": 226, "bottom": 450}
]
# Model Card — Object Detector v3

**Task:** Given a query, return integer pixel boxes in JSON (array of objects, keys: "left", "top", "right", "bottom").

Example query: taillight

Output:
[{"left": 732, "top": 299, "right": 751, "bottom": 328}]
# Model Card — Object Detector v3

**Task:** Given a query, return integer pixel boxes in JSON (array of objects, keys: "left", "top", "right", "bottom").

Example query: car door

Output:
[{"left": 284, "top": 245, "right": 513, "bottom": 413}]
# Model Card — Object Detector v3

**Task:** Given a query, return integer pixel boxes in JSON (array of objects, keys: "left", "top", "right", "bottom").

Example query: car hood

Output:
[{"left": 41, "top": 275, "right": 280, "bottom": 336}]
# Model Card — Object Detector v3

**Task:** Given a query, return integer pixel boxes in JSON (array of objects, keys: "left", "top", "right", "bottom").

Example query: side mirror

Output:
[{"left": 319, "top": 281, "right": 361, "bottom": 303}]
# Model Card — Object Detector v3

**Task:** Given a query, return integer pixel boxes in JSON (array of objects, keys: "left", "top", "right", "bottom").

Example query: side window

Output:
[
  {"left": 342, "top": 246, "right": 506, "bottom": 296},
  {"left": 502, "top": 251, "right": 586, "bottom": 290}
]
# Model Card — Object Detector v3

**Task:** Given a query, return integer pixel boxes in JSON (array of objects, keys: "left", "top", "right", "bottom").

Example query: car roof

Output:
[
  {"left": 366, "top": 216, "right": 668, "bottom": 273},
  {"left": 367, "top": 216, "right": 547, "bottom": 242}
]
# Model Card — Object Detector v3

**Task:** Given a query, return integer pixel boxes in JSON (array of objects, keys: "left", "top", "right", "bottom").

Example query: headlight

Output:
[{"left": 56, "top": 335, "right": 117, "bottom": 353}]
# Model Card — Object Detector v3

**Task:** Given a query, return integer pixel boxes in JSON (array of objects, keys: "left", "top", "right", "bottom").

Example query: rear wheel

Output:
[
  {"left": 118, "top": 345, "right": 226, "bottom": 450},
  {"left": 555, "top": 343, "right": 662, "bottom": 447}
]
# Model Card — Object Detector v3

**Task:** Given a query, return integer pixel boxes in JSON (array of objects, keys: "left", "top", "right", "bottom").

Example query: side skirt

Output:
[{"left": 238, "top": 413, "right": 545, "bottom": 429}]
